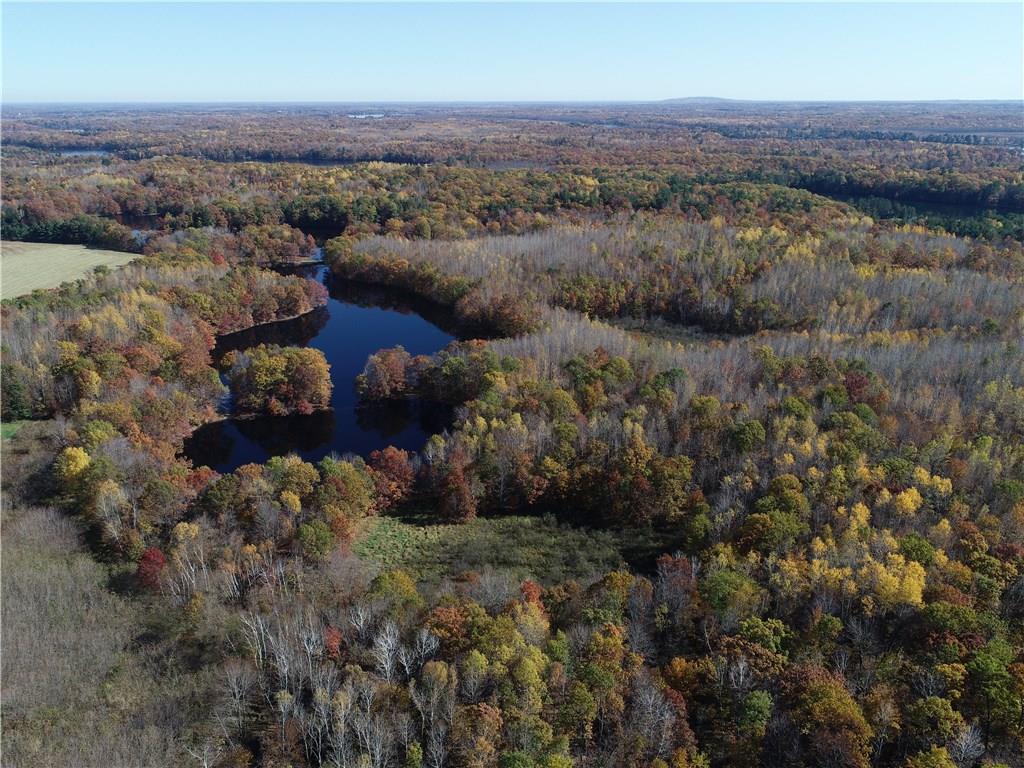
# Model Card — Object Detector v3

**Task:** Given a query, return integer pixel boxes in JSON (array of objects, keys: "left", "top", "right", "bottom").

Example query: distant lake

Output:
[
  {"left": 183, "top": 260, "right": 460, "bottom": 473},
  {"left": 112, "top": 212, "right": 164, "bottom": 230}
]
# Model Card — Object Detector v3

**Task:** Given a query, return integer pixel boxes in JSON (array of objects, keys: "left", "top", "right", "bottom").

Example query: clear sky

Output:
[{"left": 3, "top": 2, "right": 1021, "bottom": 103}]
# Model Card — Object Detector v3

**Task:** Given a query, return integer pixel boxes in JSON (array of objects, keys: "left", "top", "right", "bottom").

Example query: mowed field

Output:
[{"left": 1, "top": 242, "right": 137, "bottom": 299}]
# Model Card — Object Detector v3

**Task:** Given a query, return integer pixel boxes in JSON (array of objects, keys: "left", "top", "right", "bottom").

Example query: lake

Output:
[{"left": 183, "top": 261, "right": 460, "bottom": 473}]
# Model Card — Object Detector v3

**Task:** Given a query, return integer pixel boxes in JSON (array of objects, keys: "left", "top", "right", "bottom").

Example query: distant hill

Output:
[{"left": 660, "top": 96, "right": 740, "bottom": 104}]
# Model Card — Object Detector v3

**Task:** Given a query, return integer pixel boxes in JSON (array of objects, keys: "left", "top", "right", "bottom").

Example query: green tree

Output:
[{"left": 296, "top": 519, "right": 335, "bottom": 561}]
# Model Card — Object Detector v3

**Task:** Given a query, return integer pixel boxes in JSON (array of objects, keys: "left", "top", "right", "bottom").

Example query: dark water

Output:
[
  {"left": 113, "top": 212, "right": 165, "bottom": 230},
  {"left": 183, "top": 262, "right": 458, "bottom": 473}
]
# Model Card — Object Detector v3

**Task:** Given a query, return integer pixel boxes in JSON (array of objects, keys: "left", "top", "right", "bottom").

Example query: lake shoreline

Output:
[
  {"left": 182, "top": 265, "right": 461, "bottom": 473},
  {"left": 196, "top": 405, "right": 336, "bottom": 425},
  {"left": 215, "top": 304, "right": 325, "bottom": 343}
]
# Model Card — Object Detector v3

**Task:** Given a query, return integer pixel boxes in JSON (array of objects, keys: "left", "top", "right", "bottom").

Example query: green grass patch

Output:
[
  {"left": 1, "top": 241, "right": 137, "bottom": 299},
  {"left": 353, "top": 512, "right": 629, "bottom": 585},
  {"left": 1, "top": 421, "right": 25, "bottom": 440}
]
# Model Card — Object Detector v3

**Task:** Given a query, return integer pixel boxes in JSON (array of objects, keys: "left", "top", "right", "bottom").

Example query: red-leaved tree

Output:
[{"left": 136, "top": 547, "right": 167, "bottom": 591}]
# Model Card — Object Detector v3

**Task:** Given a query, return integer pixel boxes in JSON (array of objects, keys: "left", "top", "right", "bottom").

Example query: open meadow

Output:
[{"left": 0, "top": 242, "right": 136, "bottom": 299}]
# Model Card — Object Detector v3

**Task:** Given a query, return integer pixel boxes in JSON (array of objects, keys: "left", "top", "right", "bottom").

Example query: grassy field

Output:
[
  {"left": 1, "top": 421, "right": 25, "bottom": 441},
  {"left": 1, "top": 241, "right": 137, "bottom": 299},
  {"left": 353, "top": 512, "right": 638, "bottom": 584}
]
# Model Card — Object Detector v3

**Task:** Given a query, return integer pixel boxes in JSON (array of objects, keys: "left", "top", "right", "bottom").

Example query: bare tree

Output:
[
  {"left": 185, "top": 740, "right": 225, "bottom": 768},
  {"left": 426, "top": 720, "right": 449, "bottom": 768},
  {"left": 241, "top": 612, "right": 270, "bottom": 672},
  {"left": 399, "top": 628, "right": 440, "bottom": 679},
  {"left": 948, "top": 724, "right": 985, "bottom": 767},
  {"left": 371, "top": 619, "right": 401, "bottom": 683},
  {"left": 354, "top": 711, "right": 394, "bottom": 768},
  {"left": 223, "top": 659, "right": 256, "bottom": 736},
  {"left": 327, "top": 686, "right": 356, "bottom": 768},
  {"left": 348, "top": 601, "right": 374, "bottom": 644},
  {"left": 629, "top": 673, "right": 676, "bottom": 761}
]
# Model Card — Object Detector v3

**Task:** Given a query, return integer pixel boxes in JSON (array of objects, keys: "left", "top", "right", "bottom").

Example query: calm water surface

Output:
[{"left": 183, "top": 262, "right": 458, "bottom": 473}]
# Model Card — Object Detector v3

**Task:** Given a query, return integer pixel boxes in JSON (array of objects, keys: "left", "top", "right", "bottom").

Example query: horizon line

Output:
[{"left": 5, "top": 97, "right": 1023, "bottom": 106}]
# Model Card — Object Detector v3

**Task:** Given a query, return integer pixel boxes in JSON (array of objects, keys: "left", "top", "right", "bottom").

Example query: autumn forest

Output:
[{"left": 2, "top": 98, "right": 1023, "bottom": 768}]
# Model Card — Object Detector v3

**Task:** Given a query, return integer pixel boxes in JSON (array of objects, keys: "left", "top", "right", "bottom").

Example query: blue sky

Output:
[{"left": 3, "top": 3, "right": 1021, "bottom": 102}]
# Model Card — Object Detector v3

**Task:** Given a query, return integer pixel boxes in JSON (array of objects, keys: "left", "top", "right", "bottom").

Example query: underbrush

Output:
[
  {"left": 1, "top": 428, "right": 215, "bottom": 767},
  {"left": 0, "top": 505, "right": 187, "bottom": 766}
]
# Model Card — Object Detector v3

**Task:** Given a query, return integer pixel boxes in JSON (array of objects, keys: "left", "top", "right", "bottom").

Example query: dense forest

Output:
[{"left": 2, "top": 101, "right": 1024, "bottom": 768}]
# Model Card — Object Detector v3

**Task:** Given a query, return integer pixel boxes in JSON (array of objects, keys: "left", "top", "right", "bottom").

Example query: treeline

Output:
[
  {"left": 0, "top": 210, "right": 139, "bottom": 251},
  {"left": 784, "top": 168, "right": 1024, "bottom": 213},
  {"left": 324, "top": 238, "right": 536, "bottom": 338},
  {"left": 329, "top": 218, "right": 1024, "bottom": 339},
  {"left": 830, "top": 196, "right": 1024, "bottom": 242}
]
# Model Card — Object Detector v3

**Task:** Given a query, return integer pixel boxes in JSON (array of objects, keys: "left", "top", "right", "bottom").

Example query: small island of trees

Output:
[{"left": 223, "top": 344, "right": 332, "bottom": 415}]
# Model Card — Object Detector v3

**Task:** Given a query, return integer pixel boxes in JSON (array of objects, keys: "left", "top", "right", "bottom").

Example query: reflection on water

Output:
[
  {"left": 354, "top": 399, "right": 455, "bottom": 440},
  {"left": 215, "top": 305, "right": 331, "bottom": 357},
  {"left": 183, "top": 262, "right": 460, "bottom": 473}
]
